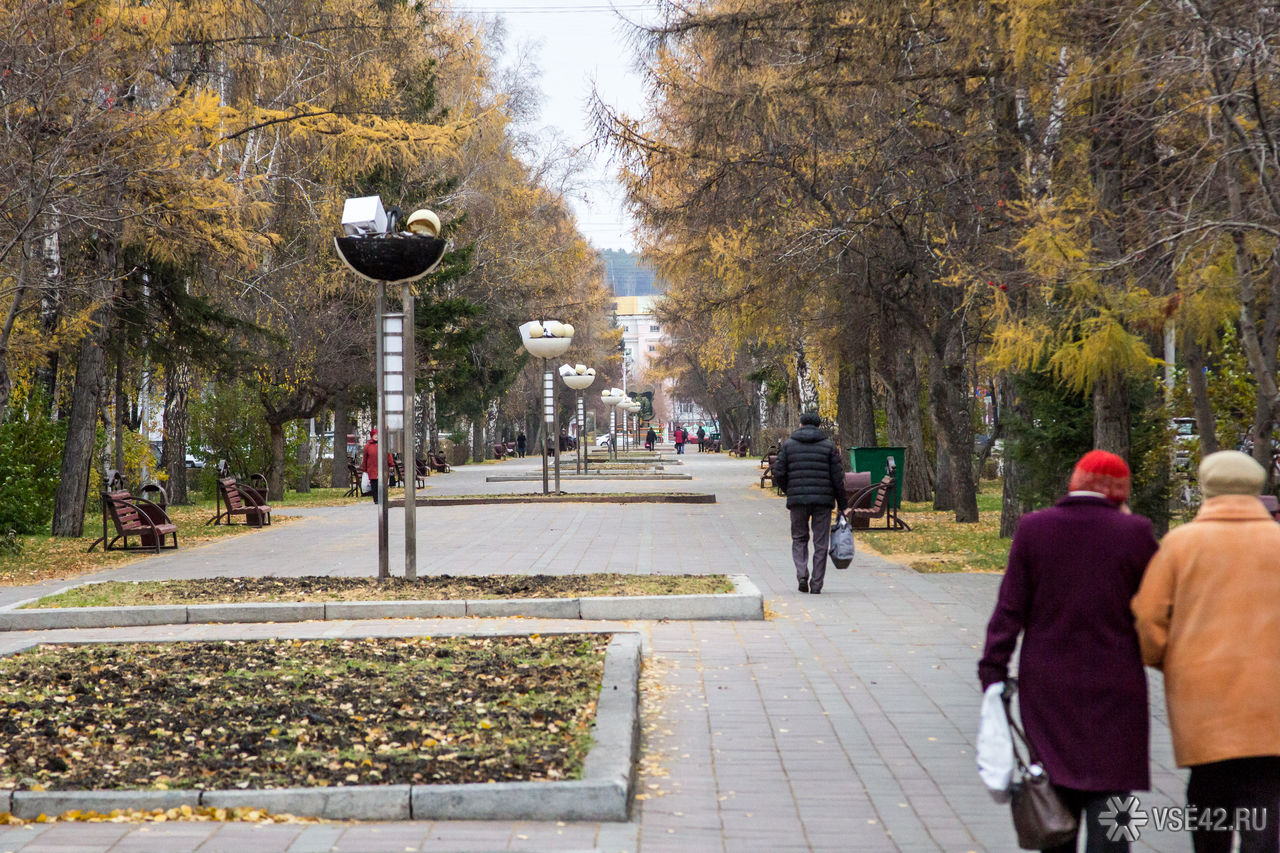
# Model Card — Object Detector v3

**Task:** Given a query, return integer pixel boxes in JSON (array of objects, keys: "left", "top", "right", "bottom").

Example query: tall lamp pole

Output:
[
  {"left": 335, "top": 197, "right": 445, "bottom": 580},
  {"left": 602, "top": 388, "right": 625, "bottom": 461},
  {"left": 520, "top": 320, "right": 574, "bottom": 495},
  {"left": 560, "top": 364, "right": 596, "bottom": 474}
]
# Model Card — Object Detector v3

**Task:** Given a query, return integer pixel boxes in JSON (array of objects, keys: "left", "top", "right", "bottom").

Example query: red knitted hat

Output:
[{"left": 1068, "top": 450, "right": 1130, "bottom": 503}]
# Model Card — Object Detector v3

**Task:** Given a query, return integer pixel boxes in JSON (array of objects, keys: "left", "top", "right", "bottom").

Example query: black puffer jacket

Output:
[{"left": 773, "top": 425, "right": 848, "bottom": 509}]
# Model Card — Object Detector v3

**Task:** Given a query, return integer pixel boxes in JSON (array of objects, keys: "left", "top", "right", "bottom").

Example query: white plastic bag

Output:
[
  {"left": 977, "top": 682, "right": 1014, "bottom": 803},
  {"left": 360, "top": 471, "right": 371, "bottom": 495},
  {"left": 828, "top": 513, "right": 855, "bottom": 569}
]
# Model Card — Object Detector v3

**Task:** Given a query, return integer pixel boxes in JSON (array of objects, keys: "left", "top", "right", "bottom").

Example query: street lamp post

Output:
[
  {"left": 559, "top": 364, "right": 596, "bottom": 474},
  {"left": 334, "top": 196, "right": 446, "bottom": 580},
  {"left": 519, "top": 320, "right": 574, "bottom": 494},
  {"left": 601, "top": 388, "right": 625, "bottom": 461}
]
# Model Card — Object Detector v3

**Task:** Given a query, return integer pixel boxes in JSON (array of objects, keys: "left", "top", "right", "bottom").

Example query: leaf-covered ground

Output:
[
  {"left": 0, "top": 635, "right": 606, "bottom": 791},
  {"left": 857, "top": 480, "right": 1009, "bottom": 572},
  {"left": 29, "top": 574, "right": 734, "bottom": 608}
]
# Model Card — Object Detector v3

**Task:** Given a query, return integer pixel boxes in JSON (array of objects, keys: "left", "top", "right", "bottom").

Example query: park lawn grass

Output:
[
  {"left": 26, "top": 573, "right": 736, "bottom": 608},
  {"left": 0, "top": 504, "right": 303, "bottom": 587},
  {"left": 0, "top": 488, "right": 366, "bottom": 587},
  {"left": 0, "top": 635, "right": 606, "bottom": 791},
  {"left": 858, "top": 479, "right": 1010, "bottom": 573}
]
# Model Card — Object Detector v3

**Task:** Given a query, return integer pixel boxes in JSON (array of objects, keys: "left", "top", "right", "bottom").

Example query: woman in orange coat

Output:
[{"left": 1133, "top": 450, "right": 1280, "bottom": 853}]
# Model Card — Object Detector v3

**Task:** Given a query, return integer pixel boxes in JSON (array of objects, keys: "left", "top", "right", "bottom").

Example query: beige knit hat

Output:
[{"left": 1199, "top": 450, "right": 1266, "bottom": 499}]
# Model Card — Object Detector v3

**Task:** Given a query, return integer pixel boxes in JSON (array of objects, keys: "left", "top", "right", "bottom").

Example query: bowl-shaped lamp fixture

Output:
[
  {"left": 520, "top": 320, "right": 573, "bottom": 358},
  {"left": 334, "top": 234, "right": 447, "bottom": 284}
]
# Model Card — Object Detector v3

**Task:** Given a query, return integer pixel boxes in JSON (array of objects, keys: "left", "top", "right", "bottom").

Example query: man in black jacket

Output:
[{"left": 773, "top": 411, "right": 848, "bottom": 594}]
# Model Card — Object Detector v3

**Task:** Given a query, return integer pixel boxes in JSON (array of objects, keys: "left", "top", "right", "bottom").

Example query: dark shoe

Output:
[
  {"left": 798, "top": 579, "right": 809, "bottom": 593},
  {"left": 809, "top": 588, "right": 821, "bottom": 595}
]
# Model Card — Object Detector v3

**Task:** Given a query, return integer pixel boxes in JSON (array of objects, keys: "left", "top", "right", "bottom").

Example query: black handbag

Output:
[{"left": 1001, "top": 680, "right": 1079, "bottom": 850}]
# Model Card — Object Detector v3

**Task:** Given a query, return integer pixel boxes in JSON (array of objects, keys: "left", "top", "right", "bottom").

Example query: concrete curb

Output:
[
  {"left": 390, "top": 492, "right": 716, "bottom": 507},
  {"left": 0, "top": 579, "right": 759, "bottom": 631},
  {"left": 3, "top": 632, "right": 642, "bottom": 822},
  {"left": 485, "top": 473, "right": 693, "bottom": 481}
]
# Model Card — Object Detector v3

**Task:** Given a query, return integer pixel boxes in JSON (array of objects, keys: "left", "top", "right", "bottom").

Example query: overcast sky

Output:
[{"left": 447, "top": 0, "right": 664, "bottom": 253}]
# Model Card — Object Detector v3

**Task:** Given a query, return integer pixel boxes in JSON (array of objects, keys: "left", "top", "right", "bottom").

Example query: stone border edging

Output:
[
  {"left": 485, "top": 473, "right": 693, "bottom": 481},
  {"left": 390, "top": 492, "right": 715, "bottom": 507},
  {"left": 0, "top": 632, "right": 641, "bottom": 822},
  {"left": 0, "top": 575, "right": 762, "bottom": 631}
]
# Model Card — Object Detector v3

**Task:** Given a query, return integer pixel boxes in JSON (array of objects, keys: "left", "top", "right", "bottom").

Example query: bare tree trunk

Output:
[
  {"left": 51, "top": 317, "right": 108, "bottom": 536},
  {"left": 1183, "top": 339, "right": 1219, "bottom": 455},
  {"left": 161, "top": 361, "right": 192, "bottom": 504},
  {"left": 296, "top": 423, "right": 311, "bottom": 493},
  {"left": 998, "top": 375, "right": 1033, "bottom": 537},
  {"left": 114, "top": 352, "right": 126, "bottom": 473},
  {"left": 837, "top": 333, "right": 878, "bottom": 451},
  {"left": 331, "top": 394, "right": 350, "bottom": 488},
  {"left": 425, "top": 384, "right": 439, "bottom": 452},
  {"left": 1092, "top": 373, "right": 1130, "bottom": 458},
  {"left": 933, "top": 437, "right": 954, "bottom": 512},
  {"left": 268, "top": 421, "right": 286, "bottom": 500},
  {"left": 926, "top": 337, "right": 979, "bottom": 522},
  {"left": 471, "top": 418, "right": 483, "bottom": 464},
  {"left": 884, "top": 344, "right": 932, "bottom": 502}
]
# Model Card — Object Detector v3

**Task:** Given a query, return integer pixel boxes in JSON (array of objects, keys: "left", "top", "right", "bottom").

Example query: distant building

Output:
[{"left": 603, "top": 252, "right": 710, "bottom": 434}]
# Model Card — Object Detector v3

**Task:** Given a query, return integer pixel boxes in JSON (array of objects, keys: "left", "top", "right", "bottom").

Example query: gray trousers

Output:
[{"left": 790, "top": 505, "right": 832, "bottom": 590}]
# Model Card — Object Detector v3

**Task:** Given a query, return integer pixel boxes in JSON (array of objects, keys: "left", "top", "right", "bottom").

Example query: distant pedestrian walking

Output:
[
  {"left": 645, "top": 427, "right": 657, "bottom": 451},
  {"left": 980, "top": 450, "right": 1158, "bottom": 852},
  {"left": 516, "top": 431, "right": 526, "bottom": 458},
  {"left": 696, "top": 425, "right": 706, "bottom": 451},
  {"left": 674, "top": 426, "right": 685, "bottom": 454},
  {"left": 361, "top": 429, "right": 392, "bottom": 504},
  {"left": 772, "top": 412, "right": 847, "bottom": 594},
  {"left": 1133, "top": 450, "right": 1280, "bottom": 853}
]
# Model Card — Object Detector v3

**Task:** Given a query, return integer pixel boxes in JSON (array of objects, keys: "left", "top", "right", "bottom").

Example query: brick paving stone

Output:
[{"left": 0, "top": 454, "right": 1194, "bottom": 852}]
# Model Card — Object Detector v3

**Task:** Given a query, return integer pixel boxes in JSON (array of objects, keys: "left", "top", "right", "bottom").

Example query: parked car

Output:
[{"left": 595, "top": 433, "right": 614, "bottom": 448}]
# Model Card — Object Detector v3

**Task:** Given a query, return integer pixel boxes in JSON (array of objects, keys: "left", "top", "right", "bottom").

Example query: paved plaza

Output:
[{"left": 0, "top": 454, "right": 1189, "bottom": 852}]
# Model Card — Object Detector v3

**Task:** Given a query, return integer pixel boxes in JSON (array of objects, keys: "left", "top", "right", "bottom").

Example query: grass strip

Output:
[
  {"left": 857, "top": 479, "right": 1009, "bottom": 572},
  {"left": 27, "top": 573, "right": 735, "bottom": 609},
  {"left": 0, "top": 488, "right": 369, "bottom": 588},
  {"left": 0, "top": 635, "right": 606, "bottom": 791}
]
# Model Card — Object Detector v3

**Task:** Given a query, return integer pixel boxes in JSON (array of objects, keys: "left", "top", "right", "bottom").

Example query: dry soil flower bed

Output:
[
  {"left": 30, "top": 574, "right": 733, "bottom": 608},
  {"left": 0, "top": 635, "right": 606, "bottom": 791}
]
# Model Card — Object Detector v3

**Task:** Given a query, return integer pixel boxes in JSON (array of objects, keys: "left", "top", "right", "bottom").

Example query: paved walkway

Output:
[{"left": 0, "top": 453, "right": 1189, "bottom": 852}]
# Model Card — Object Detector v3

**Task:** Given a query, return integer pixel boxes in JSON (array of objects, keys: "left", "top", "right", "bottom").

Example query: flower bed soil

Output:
[
  {"left": 29, "top": 574, "right": 734, "bottom": 609},
  {"left": 0, "top": 635, "right": 606, "bottom": 791}
]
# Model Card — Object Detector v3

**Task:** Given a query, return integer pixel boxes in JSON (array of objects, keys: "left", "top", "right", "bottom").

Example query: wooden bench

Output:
[
  {"left": 344, "top": 461, "right": 362, "bottom": 498},
  {"left": 493, "top": 443, "right": 508, "bottom": 460},
  {"left": 846, "top": 467, "right": 910, "bottom": 531},
  {"left": 728, "top": 436, "right": 751, "bottom": 457},
  {"left": 760, "top": 446, "right": 778, "bottom": 469},
  {"left": 90, "top": 491, "right": 178, "bottom": 553},
  {"left": 208, "top": 477, "right": 272, "bottom": 527},
  {"left": 760, "top": 453, "right": 779, "bottom": 488},
  {"left": 427, "top": 451, "right": 451, "bottom": 473}
]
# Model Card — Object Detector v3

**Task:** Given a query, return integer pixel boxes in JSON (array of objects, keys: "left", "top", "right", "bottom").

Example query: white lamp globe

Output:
[{"left": 520, "top": 320, "right": 572, "bottom": 358}]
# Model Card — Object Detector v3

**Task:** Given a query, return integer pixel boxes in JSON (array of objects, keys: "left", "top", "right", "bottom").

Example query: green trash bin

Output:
[{"left": 850, "top": 447, "right": 906, "bottom": 510}]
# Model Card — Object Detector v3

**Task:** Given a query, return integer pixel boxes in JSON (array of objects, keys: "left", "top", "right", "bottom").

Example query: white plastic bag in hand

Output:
[{"left": 977, "top": 682, "right": 1014, "bottom": 803}]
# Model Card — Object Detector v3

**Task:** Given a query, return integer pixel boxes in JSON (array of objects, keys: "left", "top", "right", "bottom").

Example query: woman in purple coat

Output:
[{"left": 979, "top": 450, "right": 1159, "bottom": 852}]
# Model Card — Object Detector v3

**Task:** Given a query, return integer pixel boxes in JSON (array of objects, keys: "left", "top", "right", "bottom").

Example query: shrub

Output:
[{"left": 0, "top": 408, "right": 67, "bottom": 534}]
